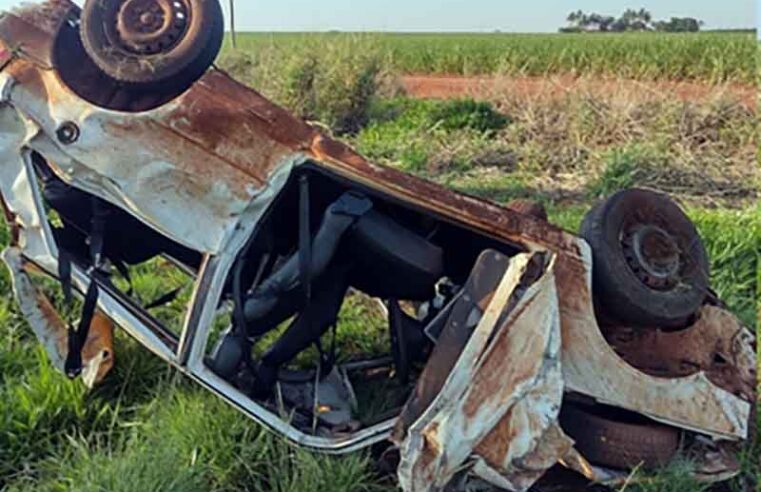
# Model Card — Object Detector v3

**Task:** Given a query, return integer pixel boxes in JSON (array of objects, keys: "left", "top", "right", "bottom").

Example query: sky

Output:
[{"left": 1, "top": 0, "right": 755, "bottom": 32}]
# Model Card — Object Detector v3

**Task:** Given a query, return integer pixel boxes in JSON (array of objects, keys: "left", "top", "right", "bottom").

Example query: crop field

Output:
[
  {"left": 222, "top": 31, "right": 757, "bottom": 83},
  {"left": 1, "top": 31, "right": 759, "bottom": 492}
]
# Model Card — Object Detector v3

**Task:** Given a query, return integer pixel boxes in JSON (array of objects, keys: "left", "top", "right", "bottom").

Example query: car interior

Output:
[
  {"left": 207, "top": 165, "right": 526, "bottom": 431},
  {"left": 32, "top": 151, "right": 529, "bottom": 434}
]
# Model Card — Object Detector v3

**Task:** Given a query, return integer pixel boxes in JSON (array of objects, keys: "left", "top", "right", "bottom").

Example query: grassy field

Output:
[
  {"left": 221, "top": 31, "right": 757, "bottom": 83},
  {"left": 0, "top": 32, "right": 759, "bottom": 492}
]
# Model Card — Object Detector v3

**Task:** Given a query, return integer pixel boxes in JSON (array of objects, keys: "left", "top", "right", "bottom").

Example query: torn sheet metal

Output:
[
  {"left": 398, "top": 253, "right": 565, "bottom": 492},
  {"left": 2, "top": 247, "right": 114, "bottom": 387}
]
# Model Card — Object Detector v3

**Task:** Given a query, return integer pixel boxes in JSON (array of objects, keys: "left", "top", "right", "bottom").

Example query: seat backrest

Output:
[{"left": 349, "top": 210, "right": 444, "bottom": 301}]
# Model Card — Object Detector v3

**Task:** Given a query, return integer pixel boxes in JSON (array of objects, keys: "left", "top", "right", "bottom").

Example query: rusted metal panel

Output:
[
  {"left": 605, "top": 306, "right": 757, "bottom": 402},
  {"left": 0, "top": 0, "right": 73, "bottom": 68},
  {"left": 2, "top": 247, "right": 114, "bottom": 387},
  {"left": 398, "top": 253, "right": 565, "bottom": 492},
  {"left": 472, "top": 424, "right": 574, "bottom": 491},
  {"left": 554, "top": 249, "right": 752, "bottom": 440},
  {"left": 3, "top": 64, "right": 267, "bottom": 254}
]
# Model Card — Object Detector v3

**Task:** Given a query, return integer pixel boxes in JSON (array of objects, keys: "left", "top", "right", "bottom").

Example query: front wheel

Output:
[
  {"left": 80, "top": 0, "right": 224, "bottom": 88},
  {"left": 580, "top": 189, "right": 709, "bottom": 328}
]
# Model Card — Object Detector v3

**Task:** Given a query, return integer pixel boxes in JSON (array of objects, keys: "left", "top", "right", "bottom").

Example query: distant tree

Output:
[
  {"left": 598, "top": 15, "right": 617, "bottom": 31},
  {"left": 567, "top": 10, "right": 585, "bottom": 24},
  {"left": 654, "top": 17, "right": 703, "bottom": 32},
  {"left": 616, "top": 8, "right": 653, "bottom": 31},
  {"left": 561, "top": 8, "right": 701, "bottom": 33},
  {"left": 563, "top": 10, "right": 615, "bottom": 32},
  {"left": 564, "top": 10, "right": 589, "bottom": 31}
]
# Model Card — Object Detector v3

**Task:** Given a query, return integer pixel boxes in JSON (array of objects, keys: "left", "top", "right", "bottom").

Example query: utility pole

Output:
[{"left": 229, "top": 0, "right": 237, "bottom": 48}]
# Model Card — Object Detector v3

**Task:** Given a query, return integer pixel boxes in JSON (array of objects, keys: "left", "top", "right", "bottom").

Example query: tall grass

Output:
[
  {"left": 219, "top": 37, "right": 386, "bottom": 135},
  {"left": 221, "top": 31, "right": 757, "bottom": 84},
  {"left": 350, "top": 94, "right": 756, "bottom": 209}
]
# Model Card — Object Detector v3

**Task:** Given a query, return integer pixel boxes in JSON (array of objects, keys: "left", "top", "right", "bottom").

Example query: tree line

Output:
[{"left": 561, "top": 9, "right": 704, "bottom": 33}]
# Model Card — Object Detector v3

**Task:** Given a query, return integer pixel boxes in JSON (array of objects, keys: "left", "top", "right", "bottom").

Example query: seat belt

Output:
[
  {"left": 298, "top": 175, "right": 312, "bottom": 304},
  {"left": 298, "top": 175, "right": 335, "bottom": 375},
  {"left": 60, "top": 197, "right": 109, "bottom": 379}
]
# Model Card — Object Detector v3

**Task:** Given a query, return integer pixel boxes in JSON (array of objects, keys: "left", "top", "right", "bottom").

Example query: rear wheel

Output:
[
  {"left": 80, "top": 0, "right": 224, "bottom": 88},
  {"left": 580, "top": 189, "right": 709, "bottom": 328},
  {"left": 560, "top": 403, "right": 681, "bottom": 470}
]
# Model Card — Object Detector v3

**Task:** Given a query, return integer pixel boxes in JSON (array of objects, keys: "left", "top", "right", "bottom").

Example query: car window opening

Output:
[{"left": 208, "top": 167, "right": 525, "bottom": 435}]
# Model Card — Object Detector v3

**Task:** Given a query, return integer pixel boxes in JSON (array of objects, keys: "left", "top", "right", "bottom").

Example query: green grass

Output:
[{"left": 222, "top": 31, "right": 757, "bottom": 84}]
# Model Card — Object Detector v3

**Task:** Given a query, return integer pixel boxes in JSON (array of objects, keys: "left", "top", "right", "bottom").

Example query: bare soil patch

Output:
[{"left": 400, "top": 74, "right": 756, "bottom": 109}]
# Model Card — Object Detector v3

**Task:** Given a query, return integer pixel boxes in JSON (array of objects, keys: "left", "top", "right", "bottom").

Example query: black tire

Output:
[
  {"left": 560, "top": 403, "right": 680, "bottom": 470},
  {"left": 80, "top": 0, "right": 224, "bottom": 87},
  {"left": 580, "top": 189, "right": 709, "bottom": 328}
]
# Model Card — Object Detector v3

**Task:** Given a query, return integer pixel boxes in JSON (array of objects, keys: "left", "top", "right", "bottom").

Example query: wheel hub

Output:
[
  {"left": 622, "top": 224, "right": 681, "bottom": 290},
  {"left": 115, "top": 0, "right": 189, "bottom": 55}
]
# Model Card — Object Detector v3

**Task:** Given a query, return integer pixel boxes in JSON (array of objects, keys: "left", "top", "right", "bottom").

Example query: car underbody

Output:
[{"left": 0, "top": 2, "right": 756, "bottom": 491}]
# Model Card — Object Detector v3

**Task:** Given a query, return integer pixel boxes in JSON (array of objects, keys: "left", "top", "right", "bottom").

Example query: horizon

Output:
[
  {"left": 220, "top": 28, "right": 756, "bottom": 33},
  {"left": 0, "top": 0, "right": 754, "bottom": 33}
]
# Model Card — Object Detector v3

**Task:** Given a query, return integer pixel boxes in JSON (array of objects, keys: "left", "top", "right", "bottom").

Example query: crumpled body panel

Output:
[{"left": 398, "top": 253, "right": 567, "bottom": 492}]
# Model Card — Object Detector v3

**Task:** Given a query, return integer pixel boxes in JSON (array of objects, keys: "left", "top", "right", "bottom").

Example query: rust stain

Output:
[
  {"left": 473, "top": 406, "right": 518, "bottom": 466},
  {"left": 461, "top": 294, "right": 544, "bottom": 420},
  {"left": 35, "top": 287, "right": 69, "bottom": 336},
  {"left": 0, "top": 0, "right": 73, "bottom": 67},
  {"left": 604, "top": 306, "right": 757, "bottom": 403},
  {"left": 80, "top": 312, "right": 115, "bottom": 386},
  {"left": 160, "top": 71, "right": 313, "bottom": 182},
  {"left": 105, "top": 117, "right": 263, "bottom": 201}
]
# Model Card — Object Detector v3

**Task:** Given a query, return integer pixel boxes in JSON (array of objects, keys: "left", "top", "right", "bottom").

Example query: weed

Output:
[
  {"left": 218, "top": 36, "right": 384, "bottom": 135},
  {"left": 587, "top": 146, "right": 662, "bottom": 198},
  {"left": 619, "top": 461, "right": 712, "bottom": 492},
  {"left": 427, "top": 99, "right": 510, "bottom": 133}
]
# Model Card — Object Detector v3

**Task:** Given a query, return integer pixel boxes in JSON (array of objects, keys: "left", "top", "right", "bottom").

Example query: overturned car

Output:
[{"left": 0, "top": 1, "right": 756, "bottom": 491}]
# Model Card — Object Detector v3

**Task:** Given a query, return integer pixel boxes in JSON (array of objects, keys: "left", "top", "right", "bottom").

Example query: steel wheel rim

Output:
[{"left": 110, "top": 0, "right": 191, "bottom": 55}]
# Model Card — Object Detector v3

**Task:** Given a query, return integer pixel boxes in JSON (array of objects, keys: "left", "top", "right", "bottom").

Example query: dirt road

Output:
[{"left": 400, "top": 74, "right": 756, "bottom": 109}]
